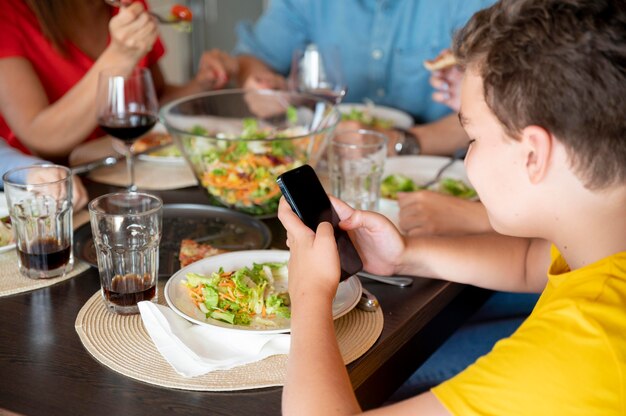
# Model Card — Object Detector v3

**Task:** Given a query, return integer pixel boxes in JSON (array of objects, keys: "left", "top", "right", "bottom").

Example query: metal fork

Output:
[
  {"left": 104, "top": 0, "right": 183, "bottom": 24},
  {"left": 422, "top": 146, "right": 468, "bottom": 188}
]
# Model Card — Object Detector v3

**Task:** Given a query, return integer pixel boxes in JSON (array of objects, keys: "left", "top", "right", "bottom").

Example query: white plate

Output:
[
  {"left": 164, "top": 250, "right": 362, "bottom": 334},
  {"left": 137, "top": 146, "right": 185, "bottom": 165},
  {"left": 376, "top": 156, "right": 470, "bottom": 227},
  {"left": 0, "top": 192, "right": 16, "bottom": 253},
  {"left": 338, "top": 103, "right": 413, "bottom": 129}
]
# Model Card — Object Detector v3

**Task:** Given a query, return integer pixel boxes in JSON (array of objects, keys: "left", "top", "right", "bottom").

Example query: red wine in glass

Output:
[
  {"left": 96, "top": 67, "right": 159, "bottom": 191},
  {"left": 98, "top": 113, "right": 158, "bottom": 143}
]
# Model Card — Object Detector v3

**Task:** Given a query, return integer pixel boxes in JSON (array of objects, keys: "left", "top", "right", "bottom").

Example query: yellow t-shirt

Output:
[{"left": 432, "top": 248, "right": 626, "bottom": 415}]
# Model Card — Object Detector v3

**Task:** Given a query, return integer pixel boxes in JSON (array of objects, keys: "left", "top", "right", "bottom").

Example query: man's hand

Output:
[{"left": 196, "top": 49, "right": 239, "bottom": 90}]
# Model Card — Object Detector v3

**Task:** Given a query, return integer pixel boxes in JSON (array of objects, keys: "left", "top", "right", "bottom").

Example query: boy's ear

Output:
[{"left": 521, "top": 125, "right": 552, "bottom": 184}]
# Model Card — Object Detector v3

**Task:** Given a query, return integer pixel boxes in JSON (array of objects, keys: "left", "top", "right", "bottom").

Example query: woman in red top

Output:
[{"left": 0, "top": 0, "right": 224, "bottom": 160}]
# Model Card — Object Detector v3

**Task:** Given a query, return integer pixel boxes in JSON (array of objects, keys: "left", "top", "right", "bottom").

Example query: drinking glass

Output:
[
  {"left": 288, "top": 44, "right": 347, "bottom": 104},
  {"left": 96, "top": 67, "right": 159, "bottom": 191},
  {"left": 329, "top": 130, "right": 387, "bottom": 211},
  {"left": 89, "top": 192, "right": 162, "bottom": 315},
  {"left": 3, "top": 165, "right": 74, "bottom": 279}
]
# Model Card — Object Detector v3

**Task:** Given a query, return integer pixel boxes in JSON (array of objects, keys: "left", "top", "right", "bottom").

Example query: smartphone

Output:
[{"left": 276, "top": 164, "right": 363, "bottom": 281}]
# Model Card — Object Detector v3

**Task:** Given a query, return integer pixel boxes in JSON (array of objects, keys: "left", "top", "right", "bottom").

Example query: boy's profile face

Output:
[{"left": 459, "top": 68, "right": 536, "bottom": 236}]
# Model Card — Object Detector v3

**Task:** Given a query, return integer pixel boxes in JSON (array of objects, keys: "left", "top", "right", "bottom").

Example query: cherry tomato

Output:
[{"left": 171, "top": 5, "right": 192, "bottom": 22}]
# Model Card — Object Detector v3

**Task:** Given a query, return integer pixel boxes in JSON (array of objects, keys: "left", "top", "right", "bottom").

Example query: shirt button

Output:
[
  {"left": 371, "top": 49, "right": 383, "bottom": 60},
  {"left": 377, "top": 88, "right": 385, "bottom": 97}
]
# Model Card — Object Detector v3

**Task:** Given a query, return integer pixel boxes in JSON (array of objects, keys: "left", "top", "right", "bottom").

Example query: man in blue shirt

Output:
[{"left": 231, "top": 0, "right": 496, "bottom": 155}]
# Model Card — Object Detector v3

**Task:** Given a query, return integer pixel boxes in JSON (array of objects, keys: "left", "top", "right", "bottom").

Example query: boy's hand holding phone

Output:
[
  {"left": 277, "top": 164, "right": 363, "bottom": 281},
  {"left": 277, "top": 198, "right": 342, "bottom": 301}
]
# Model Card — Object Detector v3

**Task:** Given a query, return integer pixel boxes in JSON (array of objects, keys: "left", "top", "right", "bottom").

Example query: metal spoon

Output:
[
  {"left": 357, "top": 287, "right": 379, "bottom": 312},
  {"left": 357, "top": 271, "right": 413, "bottom": 287}
]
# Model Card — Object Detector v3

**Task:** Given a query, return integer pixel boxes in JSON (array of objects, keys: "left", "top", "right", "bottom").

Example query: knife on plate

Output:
[{"left": 70, "top": 142, "right": 175, "bottom": 175}]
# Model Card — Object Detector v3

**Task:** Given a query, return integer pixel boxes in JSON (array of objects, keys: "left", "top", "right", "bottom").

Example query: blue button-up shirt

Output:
[{"left": 234, "top": 0, "right": 495, "bottom": 123}]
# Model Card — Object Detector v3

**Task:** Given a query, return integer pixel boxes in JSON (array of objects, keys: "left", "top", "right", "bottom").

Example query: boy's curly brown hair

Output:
[{"left": 454, "top": 0, "right": 626, "bottom": 189}]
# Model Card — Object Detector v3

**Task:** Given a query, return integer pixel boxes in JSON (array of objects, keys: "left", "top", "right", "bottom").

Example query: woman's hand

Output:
[
  {"left": 108, "top": 2, "right": 158, "bottom": 63},
  {"left": 397, "top": 190, "right": 492, "bottom": 236},
  {"left": 277, "top": 198, "right": 341, "bottom": 303},
  {"left": 196, "top": 49, "right": 240, "bottom": 90},
  {"left": 330, "top": 196, "right": 406, "bottom": 276},
  {"left": 71, "top": 176, "right": 89, "bottom": 211}
]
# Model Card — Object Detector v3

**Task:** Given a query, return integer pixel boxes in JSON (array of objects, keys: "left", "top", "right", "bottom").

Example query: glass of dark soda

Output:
[
  {"left": 88, "top": 192, "right": 162, "bottom": 315},
  {"left": 3, "top": 165, "right": 74, "bottom": 279}
]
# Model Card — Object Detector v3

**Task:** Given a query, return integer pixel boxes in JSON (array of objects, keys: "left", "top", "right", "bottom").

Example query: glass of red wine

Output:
[
  {"left": 96, "top": 67, "right": 158, "bottom": 191},
  {"left": 288, "top": 44, "right": 347, "bottom": 104}
]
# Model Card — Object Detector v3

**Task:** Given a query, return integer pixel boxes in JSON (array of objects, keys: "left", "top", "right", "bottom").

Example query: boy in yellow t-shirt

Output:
[{"left": 276, "top": 0, "right": 626, "bottom": 414}]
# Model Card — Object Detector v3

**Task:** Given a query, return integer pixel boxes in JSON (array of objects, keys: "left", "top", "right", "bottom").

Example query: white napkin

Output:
[{"left": 138, "top": 301, "right": 291, "bottom": 377}]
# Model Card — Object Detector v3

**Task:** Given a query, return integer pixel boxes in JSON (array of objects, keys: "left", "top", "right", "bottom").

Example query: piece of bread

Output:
[
  {"left": 423, "top": 52, "right": 458, "bottom": 71},
  {"left": 179, "top": 239, "right": 228, "bottom": 268}
]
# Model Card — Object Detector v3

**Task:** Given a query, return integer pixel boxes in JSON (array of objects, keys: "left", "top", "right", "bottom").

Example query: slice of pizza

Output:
[
  {"left": 423, "top": 51, "right": 458, "bottom": 71},
  {"left": 131, "top": 132, "right": 173, "bottom": 153},
  {"left": 179, "top": 239, "right": 228, "bottom": 268}
]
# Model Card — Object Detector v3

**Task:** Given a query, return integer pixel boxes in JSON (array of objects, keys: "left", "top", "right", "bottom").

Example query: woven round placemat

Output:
[
  {"left": 75, "top": 287, "right": 383, "bottom": 391},
  {"left": 0, "top": 251, "right": 90, "bottom": 297}
]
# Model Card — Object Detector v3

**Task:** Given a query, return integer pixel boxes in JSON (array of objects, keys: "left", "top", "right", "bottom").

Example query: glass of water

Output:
[
  {"left": 88, "top": 192, "right": 162, "bottom": 315},
  {"left": 329, "top": 129, "right": 387, "bottom": 211}
]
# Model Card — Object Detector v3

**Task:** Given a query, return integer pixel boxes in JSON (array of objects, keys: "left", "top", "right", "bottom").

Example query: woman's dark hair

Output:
[{"left": 26, "top": 0, "right": 111, "bottom": 55}]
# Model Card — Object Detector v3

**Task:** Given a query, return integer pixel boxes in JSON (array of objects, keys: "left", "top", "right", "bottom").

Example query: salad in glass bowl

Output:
[{"left": 160, "top": 90, "right": 340, "bottom": 216}]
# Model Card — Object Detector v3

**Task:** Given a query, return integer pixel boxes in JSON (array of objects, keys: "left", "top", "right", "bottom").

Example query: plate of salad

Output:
[
  {"left": 381, "top": 155, "right": 475, "bottom": 199},
  {"left": 338, "top": 103, "right": 413, "bottom": 129},
  {"left": 0, "top": 192, "right": 15, "bottom": 254},
  {"left": 164, "top": 250, "right": 362, "bottom": 334},
  {"left": 376, "top": 156, "right": 477, "bottom": 226}
]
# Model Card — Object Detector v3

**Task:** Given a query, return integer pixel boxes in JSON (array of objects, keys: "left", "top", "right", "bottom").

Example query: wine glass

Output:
[
  {"left": 96, "top": 67, "right": 159, "bottom": 191},
  {"left": 288, "top": 44, "right": 347, "bottom": 104}
]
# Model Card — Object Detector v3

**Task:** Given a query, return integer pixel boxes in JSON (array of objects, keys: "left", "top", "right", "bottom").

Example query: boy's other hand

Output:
[{"left": 330, "top": 196, "right": 406, "bottom": 276}]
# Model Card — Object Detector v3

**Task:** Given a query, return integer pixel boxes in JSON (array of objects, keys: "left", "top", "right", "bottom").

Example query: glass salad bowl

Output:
[{"left": 160, "top": 89, "right": 340, "bottom": 216}]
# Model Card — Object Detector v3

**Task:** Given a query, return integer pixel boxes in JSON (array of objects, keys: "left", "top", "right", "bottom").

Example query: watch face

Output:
[{"left": 395, "top": 129, "right": 419, "bottom": 155}]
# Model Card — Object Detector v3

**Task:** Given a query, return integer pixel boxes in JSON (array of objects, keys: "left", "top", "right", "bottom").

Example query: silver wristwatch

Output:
[{"left": 394, "top": 128, "right": 421, "bottom": 155}]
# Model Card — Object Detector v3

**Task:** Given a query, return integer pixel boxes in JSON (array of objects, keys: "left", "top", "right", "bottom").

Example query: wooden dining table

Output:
[{"left": 0, "top": 179, "right": 490, "bottom": 415}]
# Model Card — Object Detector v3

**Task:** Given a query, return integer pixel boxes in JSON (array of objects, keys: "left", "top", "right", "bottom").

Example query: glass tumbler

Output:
[
  {"left": 3, "top": 164, "right": 74, "bottom": 279},
  {"left": 89, "top": 192, "right": 162, "bottom": 315},
  {"left": 329, "top": 129, "right": 388, "bottom": 211}
]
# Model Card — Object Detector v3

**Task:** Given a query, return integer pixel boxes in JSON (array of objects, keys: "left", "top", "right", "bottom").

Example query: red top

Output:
[{"left": 0, "top": 0, "right": 165, "bottom": 154}]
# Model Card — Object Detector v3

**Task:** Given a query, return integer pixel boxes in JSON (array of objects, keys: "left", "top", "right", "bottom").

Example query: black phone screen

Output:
[{"left": 277, "top": 164, "right": 363, "bottom": 281}]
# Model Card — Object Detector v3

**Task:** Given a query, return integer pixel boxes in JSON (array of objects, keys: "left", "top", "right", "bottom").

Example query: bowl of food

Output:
[{"left": 160, "top": 89, "right": 341, "bottom": 216}]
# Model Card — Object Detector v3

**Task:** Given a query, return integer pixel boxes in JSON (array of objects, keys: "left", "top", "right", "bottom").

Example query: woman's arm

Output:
[{"left": 0, "top": 3, "right": 157, "bottom": 158}]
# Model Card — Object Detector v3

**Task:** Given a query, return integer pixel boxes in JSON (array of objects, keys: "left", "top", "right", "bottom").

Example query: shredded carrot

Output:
[{"left": 220, "top": 292, "right": 237, "bottom": 302}]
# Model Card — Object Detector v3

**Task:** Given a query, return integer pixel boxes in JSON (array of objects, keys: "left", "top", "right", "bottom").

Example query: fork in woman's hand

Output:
[{"left": 104, "top": 0, "right": 192, "bottom": 25}]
